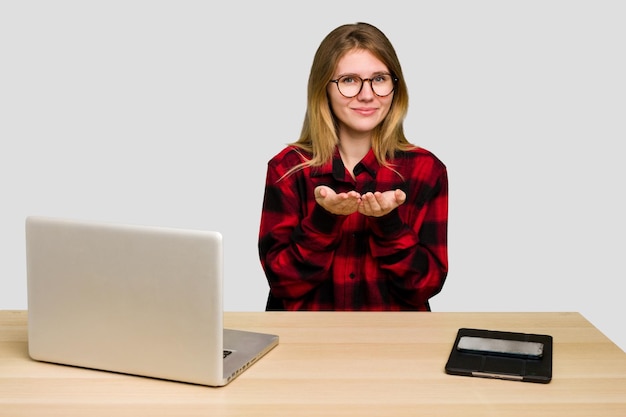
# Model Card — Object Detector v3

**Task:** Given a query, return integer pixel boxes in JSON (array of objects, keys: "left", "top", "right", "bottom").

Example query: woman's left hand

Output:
[{"left": 357, "top": 189, "right": 406, "bottom": 217}]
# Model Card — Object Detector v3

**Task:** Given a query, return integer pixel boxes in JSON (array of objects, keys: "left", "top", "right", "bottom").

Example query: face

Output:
[{"left": 327, "top": 49, "right": 394, "bottom": 140}]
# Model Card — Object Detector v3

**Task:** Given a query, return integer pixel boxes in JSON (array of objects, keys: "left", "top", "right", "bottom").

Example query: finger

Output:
[
  {"left": 363, "top": 193, "right": 382, "bottom": 213},
  {"left": 395, "top": 189, "right": 406, "bottom": 205},
  {"left": 314, "top": 186, "right": 327, "bottom": 199}
]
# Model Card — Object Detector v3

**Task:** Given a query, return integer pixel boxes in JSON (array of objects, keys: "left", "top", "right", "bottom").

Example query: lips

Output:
[{"left": 353, "top": 107, "right": 377, "bottom": 116}]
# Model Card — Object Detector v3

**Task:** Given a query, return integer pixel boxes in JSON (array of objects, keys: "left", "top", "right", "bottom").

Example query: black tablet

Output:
[{"left": 445, "top": 328, "right": 553, "bottom": 383}]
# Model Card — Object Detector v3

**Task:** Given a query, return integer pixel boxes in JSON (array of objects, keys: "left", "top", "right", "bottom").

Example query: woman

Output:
[{"left": 259, "top": 22, "right": 448, "bottom": 311}]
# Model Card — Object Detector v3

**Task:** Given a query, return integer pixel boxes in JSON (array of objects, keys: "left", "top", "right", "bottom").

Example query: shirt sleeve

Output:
[
  {"left": 258, "top": 151, "right": 345, "bottom": 308},
  {"left": 367, "top": 162, "right": 449, "bottom": 308}
]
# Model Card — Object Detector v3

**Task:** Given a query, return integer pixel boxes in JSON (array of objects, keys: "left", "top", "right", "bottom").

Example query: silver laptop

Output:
[{"left": 25, "top": 216, "right": 278, "bottom": 386}]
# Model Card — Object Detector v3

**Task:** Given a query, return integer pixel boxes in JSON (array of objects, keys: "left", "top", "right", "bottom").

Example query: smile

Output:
[{"left": 353, "top": 108, "right": 377, "bottom": 116}]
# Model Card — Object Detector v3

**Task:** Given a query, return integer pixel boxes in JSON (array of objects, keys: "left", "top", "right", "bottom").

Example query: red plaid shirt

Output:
[{"left": 258, "top": 145, "right": 448, "bottom": 311}]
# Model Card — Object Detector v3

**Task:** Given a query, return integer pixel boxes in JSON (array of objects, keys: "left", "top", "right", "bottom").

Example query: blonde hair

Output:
[{"left": 289, "top": 22, "right": 413, "bottom": 173}]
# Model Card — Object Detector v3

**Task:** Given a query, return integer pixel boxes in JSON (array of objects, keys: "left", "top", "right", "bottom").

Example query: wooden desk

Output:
[{"left": 1, "top": 311, "right": 625, "bottom": 417}]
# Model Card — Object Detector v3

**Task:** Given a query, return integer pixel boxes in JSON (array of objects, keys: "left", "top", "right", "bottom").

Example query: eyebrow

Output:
[{"left": 335, "top": 71, "right": 391, "bottom": 79}]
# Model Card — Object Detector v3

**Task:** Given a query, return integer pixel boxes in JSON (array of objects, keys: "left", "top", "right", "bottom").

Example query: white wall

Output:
[{"left": 2, "top": 1, "right": 624, "bottom": 352}]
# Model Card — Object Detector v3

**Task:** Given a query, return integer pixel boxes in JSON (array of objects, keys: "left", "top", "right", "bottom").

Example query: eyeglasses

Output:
[{"left": 329, "top": 73, "right": 397, "bottom": 98}]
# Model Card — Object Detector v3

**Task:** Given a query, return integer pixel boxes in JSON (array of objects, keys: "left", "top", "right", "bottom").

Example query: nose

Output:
[{"left": 357, "top": 79, "right": 375, "bottom": 100}]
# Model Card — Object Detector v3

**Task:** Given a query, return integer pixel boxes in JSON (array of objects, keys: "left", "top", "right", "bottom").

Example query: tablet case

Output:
[{"left": 445, "top": 328, "right": 553, "bottom": 383}]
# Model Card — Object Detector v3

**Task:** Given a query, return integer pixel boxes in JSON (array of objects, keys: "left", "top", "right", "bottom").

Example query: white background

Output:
[{"left": 1, "top": 1, "right": 624, "bottom": 351}]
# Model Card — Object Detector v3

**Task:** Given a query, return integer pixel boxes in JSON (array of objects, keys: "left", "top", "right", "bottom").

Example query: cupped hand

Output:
[
  {"left": 314, "top": 185, "right": 361, "bottom": 215},
  {"left": 357, "top": 189, "right": 406, "bottom": 217}
]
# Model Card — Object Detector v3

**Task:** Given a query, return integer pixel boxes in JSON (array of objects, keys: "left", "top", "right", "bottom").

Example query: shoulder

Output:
[
  {"left": 268, "top": 146, "right": 312, "bottom": 168},
  {"left": 396, "top": 146, "right": 447, "bottom": 173},
  {"left": 265, "top": 146, "right": 313, "bottom": 182}
]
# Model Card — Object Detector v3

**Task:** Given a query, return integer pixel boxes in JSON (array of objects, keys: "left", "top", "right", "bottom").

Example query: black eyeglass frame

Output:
[{"left": 329, "top": 73, "right": 398, "bottom": 98}]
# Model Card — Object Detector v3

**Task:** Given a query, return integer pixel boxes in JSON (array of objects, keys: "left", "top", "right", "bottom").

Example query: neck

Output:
[{"left": 338, "top": 134, "right": 371, "bottom": 177}]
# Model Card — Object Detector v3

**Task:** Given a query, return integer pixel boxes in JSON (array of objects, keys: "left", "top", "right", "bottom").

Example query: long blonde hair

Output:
[{"left": 290, "top": 22, "right": 413, "bottom": 172}]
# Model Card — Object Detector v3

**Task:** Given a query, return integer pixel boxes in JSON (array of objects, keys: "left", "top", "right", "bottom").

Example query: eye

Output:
[
  {"left": 373, "top": 74, "right": 389, "bottom": 83},
  {"left": 340, "top": 76, "right": 358, "bottom": 85}
]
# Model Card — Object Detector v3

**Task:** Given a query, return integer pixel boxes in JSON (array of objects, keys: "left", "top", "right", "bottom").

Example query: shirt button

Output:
[{"left": 349, "top": 273, "right": 356, "bottom": 279}]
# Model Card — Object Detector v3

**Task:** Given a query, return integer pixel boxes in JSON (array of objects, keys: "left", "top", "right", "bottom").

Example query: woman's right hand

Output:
[{"left": 314, "top": 185, "right": 361, "bottom": 216}]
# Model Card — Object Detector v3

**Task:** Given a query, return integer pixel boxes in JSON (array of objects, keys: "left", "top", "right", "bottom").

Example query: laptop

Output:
[
  {"left": 444, "top": 328, "right": 552, "bottom": 383},
  {"left": 25, "top": 216, "right": 279, "bottom": 386}
]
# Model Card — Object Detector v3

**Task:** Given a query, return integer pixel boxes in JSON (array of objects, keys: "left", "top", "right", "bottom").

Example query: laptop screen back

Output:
[{"left": 25, "top": 216, "right": 225, "bottom": 385}]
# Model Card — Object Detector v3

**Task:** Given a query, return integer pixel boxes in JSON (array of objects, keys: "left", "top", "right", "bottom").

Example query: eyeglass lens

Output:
[{"left": 335, "top": 74, "right": 395, "bottom": 98}]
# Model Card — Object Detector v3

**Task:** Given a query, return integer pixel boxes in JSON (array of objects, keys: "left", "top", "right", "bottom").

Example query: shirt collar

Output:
[
  {"left": 311, "top": 146, "right": 379, "bottom": 180},
  {"left": 353, "top": 147, "right": 379, "bottom": 178}
]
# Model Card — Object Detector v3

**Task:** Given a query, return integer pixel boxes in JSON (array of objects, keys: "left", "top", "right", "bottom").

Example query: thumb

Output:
[{"left": 395, "top": 189, "right": 406, "bottom": 205}]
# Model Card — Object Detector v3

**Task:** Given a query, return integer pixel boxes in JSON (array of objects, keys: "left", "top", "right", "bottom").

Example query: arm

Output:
[
  {"left": 258, "top": 153, "right": 346, "bottom": 308},
  {"left": 367, "top": 165, "right": 449, "bottom": 309}
]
